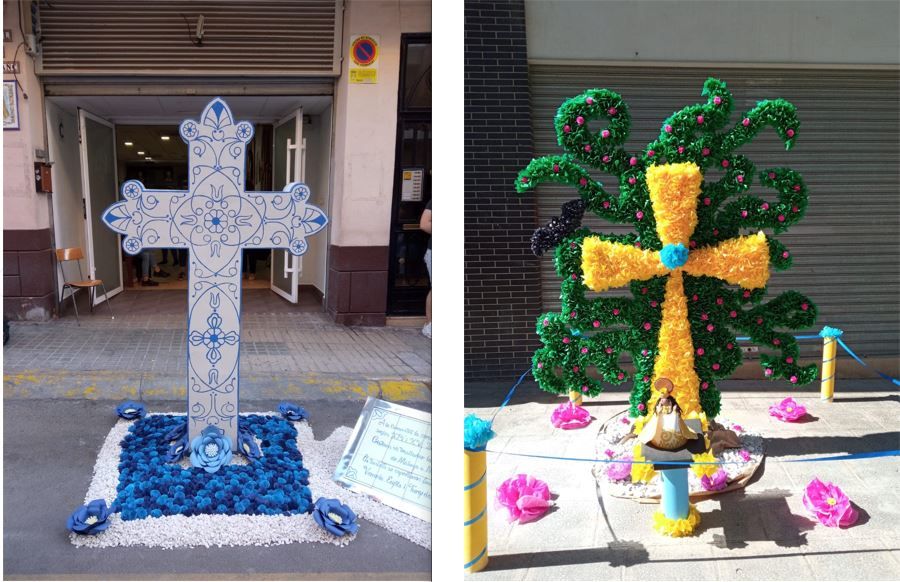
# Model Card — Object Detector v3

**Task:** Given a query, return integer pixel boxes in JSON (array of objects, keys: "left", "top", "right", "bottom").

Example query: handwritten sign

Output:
[{"left": 333, "top": 398, "right": 431, "bottom": 521}]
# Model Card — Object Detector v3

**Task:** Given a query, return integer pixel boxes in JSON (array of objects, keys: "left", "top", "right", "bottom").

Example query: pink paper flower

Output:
[
  {"left": 606, "top": 456, "right": 633, "bottom": 481},
  {"left": 700, "top": 469, "right": 728, "bottom": 491},
  {"left": 496, "top": 474, "right": 552, "bottom": 524},
  {"left": 732, "top": 424, "right": 743, "bottom": 432},
  {"left": 803, "top": 478, "right": 858, "bottom": 528},
  {"left": 769, "top": 397, "right": 807, "bottom": 422},
  {"left": 738, "top": 449, "right": 751, "bottom": 462},
  {"left": 550, "top": 401, "right": 592, "bottom": 430}
]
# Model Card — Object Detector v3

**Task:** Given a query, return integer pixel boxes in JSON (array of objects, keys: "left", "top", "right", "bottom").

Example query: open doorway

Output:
[{"left": 46, "top": 95, "right": 333, "bottom": 314}]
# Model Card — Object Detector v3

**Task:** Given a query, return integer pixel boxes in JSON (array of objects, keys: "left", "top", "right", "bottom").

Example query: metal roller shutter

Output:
[
  {"left": 37, "top": 0, "right": 342, "bottom": 76},
  {"left": 531, "top": 65, "right": 900, "bottom": 358}
]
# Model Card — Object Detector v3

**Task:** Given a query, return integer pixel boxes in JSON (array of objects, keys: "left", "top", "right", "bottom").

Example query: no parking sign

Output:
[{"left": 349, "top": 34, "right": 379, "bottom": 84}]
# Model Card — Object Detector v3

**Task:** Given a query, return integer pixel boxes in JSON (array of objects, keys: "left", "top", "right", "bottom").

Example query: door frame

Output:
[
  {"left": 270, "top": 108, "right": 305, "bottom": 303},
  {"left": 77, "top": 107, "right": 124, "bottom": 305}
]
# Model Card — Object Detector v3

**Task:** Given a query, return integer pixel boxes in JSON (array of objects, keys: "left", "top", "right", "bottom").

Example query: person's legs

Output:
[
  {"left": 422, "top": 249, "right": 432, "bottom": 338},
  {"left": 140, "top": 252, "right": 158, "bottom": 286}
]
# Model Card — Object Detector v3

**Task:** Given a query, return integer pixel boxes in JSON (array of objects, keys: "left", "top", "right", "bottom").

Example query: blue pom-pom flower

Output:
[
  {"left": 278, "top": 401, "right": 309, "bottom": 421},
  {"left": 312, "top": 497, "right": 359, "bottom": 537},
  {"left": 464, "top": 414, "right": 495, "bottom": 451},
  {"left": 67, "top": 499, "right": 112, "bottom": 535},
  {"left": 116, "top": 401, "right": 146, "bottom": 420},
  {"left": 660, "top": 243, "right": 689, "bottom": 270}
]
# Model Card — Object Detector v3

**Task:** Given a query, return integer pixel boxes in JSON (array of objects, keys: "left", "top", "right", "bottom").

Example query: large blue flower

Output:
[
  {"left": 312, "top": 497, "right": 358, "bottom": 537},
  {"left": 278, "top": 401, "right": 308, "bottom": 421},
  {"left": 116, "top": 401, "right": 146, "bottom": 420},
  {"left": 236, "top": 422, "right": 262, "bottom": 461},
  {"left": 67, "top": 499, "right": 112, "bottom": 535},
  {"left": 190, "top": 425, "right": 233, "bottom": 474}
]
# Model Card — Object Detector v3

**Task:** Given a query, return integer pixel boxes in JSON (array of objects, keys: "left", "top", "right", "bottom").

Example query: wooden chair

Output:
[{"left": 55, "top": 247, "right": 115, "bottom": 323}]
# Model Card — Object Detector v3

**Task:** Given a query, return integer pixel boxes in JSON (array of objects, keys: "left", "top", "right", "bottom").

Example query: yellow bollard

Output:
[
  {"left": 463, "top": 448, "right": 489, "bottom": 572},
  {"left": 568, "top": 390, "right": 583, "bottom": 406},
  {"left": 819, "top": 326, "right": 843, "bottom": 401}
]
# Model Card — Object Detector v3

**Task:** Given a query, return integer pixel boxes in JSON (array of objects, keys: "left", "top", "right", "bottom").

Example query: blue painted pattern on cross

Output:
[{"left": 103, "top": 98, "right": 328, "bottom": 444}]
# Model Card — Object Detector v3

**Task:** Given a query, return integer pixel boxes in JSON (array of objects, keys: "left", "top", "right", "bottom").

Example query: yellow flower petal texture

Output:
[
  {"left": 652, "top": 504, "right": 701, "bottom": 537},
  {"left": 691, "top": 451, "right": 719, "bottom": 478},
  {"left": 581, "top": 238, "right": 666, "bottom": 293},
  {"left": 631, "top": 444, "right": 657, "bottom": 483},
  {"left": 684, "top": 231, "right": 771, "bottom": 289},
  {"left": 646, "top": 162, "right": 703, "bottom": 246}
]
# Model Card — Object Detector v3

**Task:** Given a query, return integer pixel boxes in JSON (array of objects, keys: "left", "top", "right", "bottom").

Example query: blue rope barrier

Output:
[{"left": 484, "top": 448, "right": 900, "bottom": 466}]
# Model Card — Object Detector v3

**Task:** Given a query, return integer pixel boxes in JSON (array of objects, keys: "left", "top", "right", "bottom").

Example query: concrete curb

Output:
[{"left": 4, "top": 369, "right": 431, "bottom": 403}]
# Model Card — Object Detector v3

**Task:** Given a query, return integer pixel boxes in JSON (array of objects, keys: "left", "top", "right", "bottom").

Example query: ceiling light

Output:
[
  {"left": 137, "top": 151, "right": 145, "bottom": 155},
  {"left": 144, "top": 156, "right": 152, "bottom": 161},
  {"left": 124, "top": 141, "right": 133, "bottom": 147},
  {"left": 161, "top": 136, "right": 170, "bottom": 141}
]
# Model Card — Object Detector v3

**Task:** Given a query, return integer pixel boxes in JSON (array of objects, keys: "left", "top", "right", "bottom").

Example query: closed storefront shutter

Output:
[
  {"left": 531, "top": 65, "right": 899, "bottom": 358},
  {"left": 37, "top": 1, "right": 341, "bottom": 76}
]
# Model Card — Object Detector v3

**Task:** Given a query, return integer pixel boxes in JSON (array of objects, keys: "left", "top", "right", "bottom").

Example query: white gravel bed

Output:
[
  {"left": 592, "top": 410, "right": 765, "bottom": 500},
  {"left": 71, "top": 413, "right": 429, "bottom": 550}
]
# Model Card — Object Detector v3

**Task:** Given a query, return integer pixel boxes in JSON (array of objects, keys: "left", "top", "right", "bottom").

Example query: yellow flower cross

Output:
[{"left": 581, "top": 162, "right": 771, "bottom": 416}]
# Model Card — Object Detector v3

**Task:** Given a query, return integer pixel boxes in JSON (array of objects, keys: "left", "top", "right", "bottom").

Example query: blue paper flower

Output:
[
  {"left": 312, "top": 497, "right": 359, "bottom": 537},
  {"left": 278, "top": 402, "right": 309, "bottom": 421},
  {"left": 189, "top": 426, "right": 233, "bottom": 474},
  {"left": 67, "top": 499, "right": 112, "bottom": 535},
  {"left": 116, "top": 401, "right": 146, "bottom": 420},
  {"left": 236, "top": 422, "right": 262, "bottom": 461}
]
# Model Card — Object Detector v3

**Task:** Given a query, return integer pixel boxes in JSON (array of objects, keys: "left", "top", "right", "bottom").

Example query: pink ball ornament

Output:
[
  {"left": 650, "top": 301, "right": 658, "bottom": 308},
  {"left": 761, "top": 202, "right": 770, "bottom": 210},
  {"left": 712, "top": 363, "right": 721, "bottom": 370},
  {"left": 801, "top": 303, "right": 809, "bottom": 311},
  {"left": 628, "top": 176, "right": 636, "bottom": 185},
  {"left": 692, "top": 294, "right": 699, "bottom": 301},
  {"left": 635, "top": 211, "right": 644, "bottom": 220},
  {"left": 612, "top": 308, "right": 620, "bottom": 316},
  {"left": 520, "top": 177, "right": 529, "bottom": 184},
  {"left": 582, "top": 385, "right": 589, "bottom": 392},
  {"left": 792, "top": 205, "right": 800, "bottom": 212},
  {"left": 677, "top": 146, "right": 685, "bottom": 154},
  {"left": 773, "top": 338, "right": 781, "bottom": 345},
  {"left": 542, "top": 318, "right": 549, "bottom": 326},
  {"left": 617, "top": 372, "right": 625, "bottom": 380},
  {"left": 701, "top": 382, "right": 709, "bottom": 390},
  {"left": 707, "top": 324, "right": 715, "bottom": 332},
  {"left": 581, "top": 347, "right": 589, "bottom": 354},
  {"left": 553, "top": 164, "right": 560, "bottom": 173},
  {"left": 765, "top": 368, "right": 773, "bottom": 376},
  {"left": 702, "top": 147, "right": 711, "bottom": 156},
  {"left": 790, "top": 375, "right": 798, "bottom": 384},
  {"left": 593, "top": 320, "right": 600, "bottom": 327},
  {"left": 768, "top": 172, "right": 776, "bottom": 179},
  {"left": 571, "top": 274, "right": 577, "bottom": 280},
  {"left": 562, "top": 337, "right": 570, "bottom": 344},
  {"left": 664, "top": 124, "right": 673, "bottom": 133},
  {"left": 730, "top": 310, "right": 738, "bottom": 318},
  {"left": 713, "top": 229, "right": 719, "bottom": 236},
  {"left": 786, "top": 357, "right": 794, "bottom": 364},
  {"left": 696, "top": 347, "right": 705, "bottom": 356},
  {"left": 742, "top": 117, "right": 750, "bottom": 126},
  {"left": 743, "top": 290, "right": 751, "bottom": 298},
  {"left": 601, "top": 129, "right": 610, "bottom": 138},
  {"left": 689, "top": 240, "right": 697, "bottom": 248},
  {"left": 713, "top": 96, "right": 722, "bottom": 105},
  {"left": 570, "top": 242, "right": 577, "bottom": 249},
  {"left": 537, "top": 362, "right": 543, "bottom": 369},
  {"left": 736, "top": 174, "right": 744, "bottom": 183},
  {"left": 642, "top": 322, "right": 652, "bottom": 331},
  {"left": 703, "top": 197, "right": 711, "bottom": 206},
  {"left": 602, "top": 155, "right": 610, "bottom": 163},
  {"left": 793, "top": 185, "right": 801, "bottom": 191},
  {"left": 634, "top": 241, "right": 642, "bottom": 249},
  {"left": 637, "top": 403, "right": 646, "bottom": 411},
  {"left": 643, "top": 375, "right": 650, "bottom": 382},
  {"left": 642, "top": 287, "right": 649, "bottom": 295},
  {"left": 576, "top": 116, "right": 585, "bottom": 125},
  {"left": 584, "top": 144, "right": 592, "bottom": 153},
  {"left": 716, "top": 297, "right": 724, "bottom": 305},
  {"left": 647, "top": 150, "right": 655, "bottom": 157},
  {"left": 573, "top": 366, "right": 579, "bottom": 372},
  {"left": 608, "top": 107, "right": 617, "bottom": 115},
  {"left": 782, "top": 251, "right": 790, "bottom": 258},
  {"left": 605, "top": 347, "right": 613, "bottom": 354},
  {"left": 786, "top": 128, "right": 795, "bottom": 137},
  {"left": 721, "top": 159, "right": 730, "bottom": 168},
  {"left": 602, "top": 200, "right": 610, "bottom": 209},
  {"left": 757, "top": 317, "right": 764, "bottom": 324},
  {"left": 585, "top": 96, "right": 594, "bottom": 105},
  {"left": 579, "top": 177, "right": 588, "bottom": 186},
  {"left": 563, "top": 125, "right": 571, "bottom": 133},
  {"left": 629, "top": 156, "right": 638, "bottom": 166},
  {"left": 701, "top": 313, "right": 709, "bottom": 320},
  {"left": 778, "top": 214, "right": 786, "bottom": 222},
  {"left": 696, "top": 115, "right": 705, "bottom": 124},
  {"left": 726, "top": 342, "right": 734, "bottom": 350},
  {"left": 741, "top": 210, "right": 748, "bottom": 218},
  {"left": 570, "top": 310, "right": 577, "bottom": 318},
  {"left": 641, "top": 349, "right": 649, "bottom": 356}
]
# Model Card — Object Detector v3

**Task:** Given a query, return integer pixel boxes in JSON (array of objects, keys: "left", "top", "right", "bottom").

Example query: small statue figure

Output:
[{"left": 638, "top": 378, "right": 700, "bottom": 450}]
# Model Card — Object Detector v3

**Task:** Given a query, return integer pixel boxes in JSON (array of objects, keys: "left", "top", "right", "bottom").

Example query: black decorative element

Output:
[{"left": 531, "top": 199, "right": 587, "bottom": 256}]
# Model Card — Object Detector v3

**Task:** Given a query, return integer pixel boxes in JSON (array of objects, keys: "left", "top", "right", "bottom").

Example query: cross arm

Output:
[
  {"left": 239, "top": 182, "right": 328, "bottom": 256},
  {"left": 102, "top": 179, "right": 190, "bottom": 255}
]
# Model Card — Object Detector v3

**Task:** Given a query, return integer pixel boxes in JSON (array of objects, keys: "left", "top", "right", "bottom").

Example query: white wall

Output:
[
  {"left": 3, "top": 0, "right": 52, "bottom": 231},
  {"left": 330, "top": 0, "right": 431, "bottom": 248},
  {"left": 526, "top": 0, "right": 900, "bottom": 65},
  {"left": 45, "top": 100, "right": 86, "bottom": 295}
]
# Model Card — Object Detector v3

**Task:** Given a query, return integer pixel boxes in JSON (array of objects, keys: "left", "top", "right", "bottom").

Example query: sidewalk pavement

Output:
[
  {"left": 464, "top": 380, "right": 900, "bottom": 581},
  {"left": 3, "top": 398, "right": 430, "bottom": 580},
  {"left": 4, "top": 289, "right": 431, "bottom": 403}
]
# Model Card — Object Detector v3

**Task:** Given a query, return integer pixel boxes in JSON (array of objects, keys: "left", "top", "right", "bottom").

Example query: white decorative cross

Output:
[{"left": 102, "top": 98, "right": 328, "bottom": 444}]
